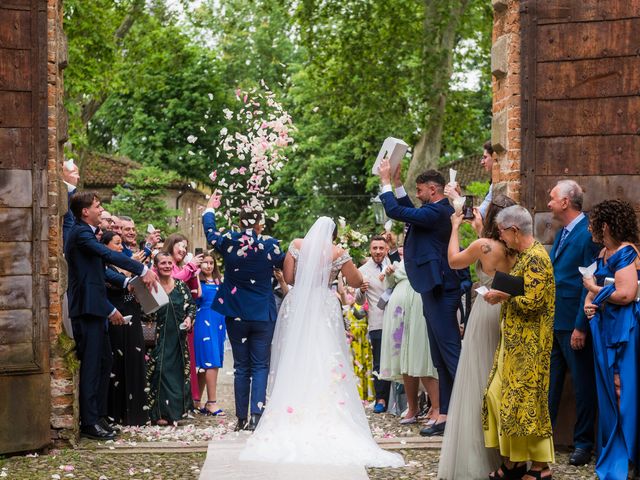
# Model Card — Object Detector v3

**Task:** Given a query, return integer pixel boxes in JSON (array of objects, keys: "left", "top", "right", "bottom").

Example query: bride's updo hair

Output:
[{"left": 333, "top": 225, "right": 338, "bottom": 241}]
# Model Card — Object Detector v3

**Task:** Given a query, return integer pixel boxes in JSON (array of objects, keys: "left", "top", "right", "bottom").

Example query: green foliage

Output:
[
  {"left": 465, "top": 180, "right": 490, "bottom": 198},
  {"left": 63, "top": 0, "right": 493, "bottom": 244},
  {"left": 104, "top": 165, "right": 181, "bottom": 235},
  {"left": 86, "top": 15, "right": 228, "bottom": 182}
]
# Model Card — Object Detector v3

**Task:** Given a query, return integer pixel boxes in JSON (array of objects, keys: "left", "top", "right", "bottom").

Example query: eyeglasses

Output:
[{"left": 498, "top": 225, "right": 518, "bottom": 233}]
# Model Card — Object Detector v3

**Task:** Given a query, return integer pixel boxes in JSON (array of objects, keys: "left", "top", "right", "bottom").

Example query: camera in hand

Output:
[
  {"left": 462, "top": 195, "right": 475, "bottom": 220},
  {"left": 194, "top": 247, "right": 204, "bottom": 256}
]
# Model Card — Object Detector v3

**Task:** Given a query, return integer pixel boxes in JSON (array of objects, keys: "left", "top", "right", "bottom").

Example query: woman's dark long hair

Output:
[
  {"left": 199, "top": 253, "right": 222, "bottom": 283},
  {"left": 100, "top": 230, "right": 121, "bottom": 246},
  {"left": 482, "top": 194, "right": 517, "bottom": 240}
]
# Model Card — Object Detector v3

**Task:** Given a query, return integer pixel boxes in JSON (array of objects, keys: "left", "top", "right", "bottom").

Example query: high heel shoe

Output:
[
  {"left": 488, "top": 462, "right": 527, "bottom": 480},
  {"left": 202, "top": 400, "right": 225, "bottom": 416},
  {"left": 522, "top": 468, "right": 552, "bottom": 480}
]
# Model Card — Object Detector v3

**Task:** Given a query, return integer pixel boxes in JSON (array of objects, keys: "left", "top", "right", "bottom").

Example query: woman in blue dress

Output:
[
  {"left": 194, "top": 253, "right": 226, "bottom": 416},
  {"left": 583, "top": 199, "right": 640, "bottom": 480}
]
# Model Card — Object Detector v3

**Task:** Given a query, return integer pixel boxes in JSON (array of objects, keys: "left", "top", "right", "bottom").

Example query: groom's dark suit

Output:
[
  {"left": 380, "top": 191, "right": 461, "bottom": 414},
  {"left": 203, "top": 209, "right": 285, "bottom": 421}
]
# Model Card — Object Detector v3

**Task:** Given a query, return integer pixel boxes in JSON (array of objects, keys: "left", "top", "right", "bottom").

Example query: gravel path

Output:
[{"left": 0, "top": 355, "right": 597, "bottom": 479}]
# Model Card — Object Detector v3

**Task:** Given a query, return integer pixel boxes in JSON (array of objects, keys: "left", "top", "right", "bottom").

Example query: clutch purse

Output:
[
  {"left": 491, "top": 271, "right": 525, "bottom": 296},
  {"left": 604, "top": 277, "right": 640, "bottom": 302},
  {"left": 141, "top": 320, "right": 156, "bottom": 348}
]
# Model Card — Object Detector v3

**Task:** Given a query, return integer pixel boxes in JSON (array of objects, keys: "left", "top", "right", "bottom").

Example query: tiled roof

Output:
[
  {"left": 81, "top": 152, "right": 209, "bottom": 193},
  {"left": 441, "top": 154, "right": 490, "bottom": 189},
  {"left": 82, "top": 153, "right": 142, "bottom": 188}
]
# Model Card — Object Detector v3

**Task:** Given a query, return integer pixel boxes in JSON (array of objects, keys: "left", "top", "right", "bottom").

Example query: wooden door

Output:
[
  {"left": 520, "top": 0, "right": 640, "bottom": 446},
  {"left": 0, "top": 0, "right": 50, "bottom": 454},
  {"left": 521, "top": 0, "right": 640, "bottom": 244}
]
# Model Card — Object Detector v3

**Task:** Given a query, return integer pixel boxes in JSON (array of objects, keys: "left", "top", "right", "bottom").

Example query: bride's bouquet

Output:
[{"left": 337, "top": 217, "right": 369, "bottom": 264}]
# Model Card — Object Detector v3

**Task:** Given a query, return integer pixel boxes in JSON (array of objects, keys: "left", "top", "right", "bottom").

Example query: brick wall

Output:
[
  {"left": 47, "top": 0, "right": 76, "bottom": 444},
  {"left": 490, "top": 0, "right": 521, "bottom": 201}
]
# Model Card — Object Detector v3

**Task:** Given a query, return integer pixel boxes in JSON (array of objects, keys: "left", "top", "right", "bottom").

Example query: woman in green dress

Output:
[
  {"left": 379, "top": 254, "right": 439, "bottom": 425},
  {"left": 145, "top": 252, "right": 197, "bottom": 425}
]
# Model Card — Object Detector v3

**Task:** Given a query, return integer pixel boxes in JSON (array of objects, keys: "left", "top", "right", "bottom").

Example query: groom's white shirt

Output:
[{"left": 355, "top": 257, "right": 390, "bottom": 333}]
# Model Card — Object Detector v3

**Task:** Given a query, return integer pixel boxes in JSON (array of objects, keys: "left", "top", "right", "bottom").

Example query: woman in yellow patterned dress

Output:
[
  {"left": 345, "top": 300, "right": 376, "bottom": 402},
  {"left": 484, "top": 205, "right": 555, "bottom": 480}
]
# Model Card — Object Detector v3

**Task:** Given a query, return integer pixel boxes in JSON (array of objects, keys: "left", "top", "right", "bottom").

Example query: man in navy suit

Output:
[
  {"left": 378, "top": 159, "right": 461, "bottom": 436},
  {"left": 547, "top": 180, "right": 600, "bottom": 465},
  {"left": 65, "top": 191, "right": 158, "bottom": 439},
  {"left": 202, "top": 194, "right": 285, "bottom": 431}
]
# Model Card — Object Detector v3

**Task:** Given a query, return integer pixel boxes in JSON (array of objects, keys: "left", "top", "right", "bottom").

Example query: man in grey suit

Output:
[{"left": 547, "top": 180, "right": 600, "bottom": 466}]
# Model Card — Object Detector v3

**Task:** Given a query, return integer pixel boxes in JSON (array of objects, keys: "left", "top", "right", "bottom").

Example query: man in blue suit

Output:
[
  {"left": 547, "top": 180, "right": 600, "bottom": 465},
  {"left": 202, "top": 194, "right": 285, "bottom": 431},
  {"left": 378, "top": 159, "right": 461, "bottom": 436},
  {"left": 65, "top": 191, "right": 158, "bottom": 440}
]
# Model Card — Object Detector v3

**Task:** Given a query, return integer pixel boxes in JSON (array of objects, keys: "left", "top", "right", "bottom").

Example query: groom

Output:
[
  {"left": 202, "top": 194, "right": 285, "bottom": 431},
  {"left": 377, "top": 158, "right": 461, "bottom": 436}
]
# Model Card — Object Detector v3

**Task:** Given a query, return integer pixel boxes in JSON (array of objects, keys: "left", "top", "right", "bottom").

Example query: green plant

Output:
[{"left": 104, "top": 165, "right": 181, "bottom": 238}]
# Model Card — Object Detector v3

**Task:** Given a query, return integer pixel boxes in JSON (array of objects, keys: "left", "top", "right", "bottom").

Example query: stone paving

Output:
[{"left": 0, "top": 354, "right": 598, "bottom": 479}]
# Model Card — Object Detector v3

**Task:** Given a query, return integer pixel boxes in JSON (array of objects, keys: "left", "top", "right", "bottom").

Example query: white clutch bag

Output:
[{"left": 604, "top": 277, "right": 640, "bottom": 302}]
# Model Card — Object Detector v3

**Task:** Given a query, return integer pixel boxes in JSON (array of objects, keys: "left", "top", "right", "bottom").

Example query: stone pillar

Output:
[
  {"left": 490, "top": 0, "right": 521, "bottom": 201},
  {"left": 47, "top": 0, "right": 76, "bottom": 444}
]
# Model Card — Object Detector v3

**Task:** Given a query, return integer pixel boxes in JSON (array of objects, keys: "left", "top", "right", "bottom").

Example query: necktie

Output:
[
  {"left": 558, "top": 228, "right": 569, "bottom": 250},
  {"left": 376, "top": 263, "right": 383, "bottom": 272}
]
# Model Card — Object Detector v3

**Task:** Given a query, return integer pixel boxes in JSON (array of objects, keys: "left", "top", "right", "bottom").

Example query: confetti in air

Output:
[{"left": 209, "top": 81, "right": 295, "bottom": 228}]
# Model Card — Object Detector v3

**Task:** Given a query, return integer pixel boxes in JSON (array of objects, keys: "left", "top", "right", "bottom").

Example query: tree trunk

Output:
[{"left": 405, "top": 0, "right": 470, "bottom": 198}]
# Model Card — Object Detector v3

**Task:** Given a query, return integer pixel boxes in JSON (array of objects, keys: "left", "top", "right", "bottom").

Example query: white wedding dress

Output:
[{"left": 239, "top": 217, "right": 404, "bottom": 469}]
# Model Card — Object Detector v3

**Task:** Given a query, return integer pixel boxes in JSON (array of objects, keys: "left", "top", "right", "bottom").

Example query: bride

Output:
[{"left": 239, "top": 217, "right": 404, "bottom": 468}]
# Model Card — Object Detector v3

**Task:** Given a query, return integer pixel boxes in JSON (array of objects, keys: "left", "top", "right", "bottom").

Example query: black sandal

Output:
[
  {"left": 489, "top": 462, "right": 527, "bottom": 480},
  {"left": 522, "top": 469, "right": 552, "bottom": 480}
]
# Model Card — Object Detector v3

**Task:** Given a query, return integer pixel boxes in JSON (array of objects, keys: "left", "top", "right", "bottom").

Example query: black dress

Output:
[{"left": 105, "top": 266, "right": 148, "bottom": 425}]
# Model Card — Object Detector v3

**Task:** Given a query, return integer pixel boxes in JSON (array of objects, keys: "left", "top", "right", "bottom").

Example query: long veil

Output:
[
  {"left": 267, "top": 216, "right": 335, "bottom": 393},
  {"left": 239, "top": 217, "right": 404, "bottom": 468}
]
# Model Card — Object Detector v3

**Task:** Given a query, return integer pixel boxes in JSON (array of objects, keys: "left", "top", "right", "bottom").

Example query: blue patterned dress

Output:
[{"left": 591, "top": 245, "right": 640, "bottom": 480}]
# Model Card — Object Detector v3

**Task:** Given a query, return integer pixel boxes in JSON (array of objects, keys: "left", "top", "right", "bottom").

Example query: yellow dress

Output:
[
  {"left": 482, "top": 241, "right": 556, "bottom": 463},
  {"left": 347, "top": 304, "right": 376, "bottom": 402}
]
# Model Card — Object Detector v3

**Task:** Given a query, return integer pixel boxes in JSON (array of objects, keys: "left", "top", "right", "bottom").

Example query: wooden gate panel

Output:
[
  {"left": 0, "top": 169, "right": 33, "bottom": 207},
  {"left": 0, "top": 48, "right": 31, "bottom": 90},
  {"left": 0, "top": 208, "right": 32, "bottom": 241},
  {"left": 0, "top": 9, "right": 31, "bottom": 48},
  {"left": 536, "top": 0, "right": 640, "bottom": 24},
  {"left": 0, "top": 241, "right": 32, "bottom": 275},
  {"left": 537, "top": 57, "right": 640, "bottom": 100},
  {"left": 533, "top": 175, "right": 640, "bottom": 212},
  {"left": 0, "top": 128, "right": 31, "bottom": 169},
  {"left": 536, "top": 97, "right": 640, "bottom": 137},
  {"left": 0, "top": 0, "right": 49, "bottom": 453},
  {"left": 0, "top": 91, "right": 32, "bottom": 127},
  {"left": 538, "top": 19, "right": 640, "bottom": 62},
  {"left": 535, "top": 136, "right": 640, "bottom": 176},
  {"left": 521, "top": 0, "right": 640, "bottom": 446}
]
